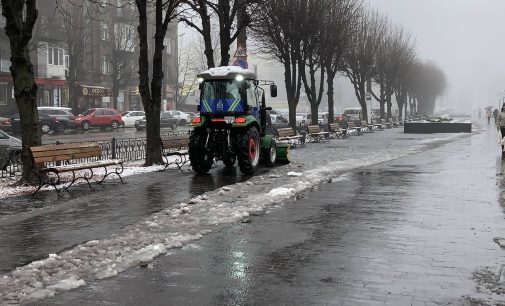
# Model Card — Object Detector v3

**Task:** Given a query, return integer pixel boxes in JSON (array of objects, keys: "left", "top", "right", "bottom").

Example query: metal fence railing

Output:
[{"left": 1, "top": 125, "right": 302, "bottom": 178}]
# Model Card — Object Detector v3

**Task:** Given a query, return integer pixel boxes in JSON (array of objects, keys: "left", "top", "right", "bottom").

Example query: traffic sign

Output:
[{"left": 233, "top": 58, "right": 248, "bottom": 69}]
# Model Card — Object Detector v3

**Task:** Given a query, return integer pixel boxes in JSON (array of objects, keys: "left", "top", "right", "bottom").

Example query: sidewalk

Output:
[{"left": 38, "top": 125, "right": 505, "bottom": 305}]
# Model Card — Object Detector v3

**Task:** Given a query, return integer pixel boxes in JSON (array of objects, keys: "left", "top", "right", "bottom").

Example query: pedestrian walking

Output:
[
  {"left": 494, "top": 108, "right": 499, "bottom": 123},
  {"left": 487, "top": 109, "right": 492, "bottom": 124},
  {"left": 496, "top": 105, "right": 505, "bottom": 158}
]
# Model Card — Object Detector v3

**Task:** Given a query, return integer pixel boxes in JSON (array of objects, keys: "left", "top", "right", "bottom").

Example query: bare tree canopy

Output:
[
  {"left": 135, "top": 0, "right": 181, "bottom": 166},
  {"left": 181, "top": 0, "right": 265, "bottom": 68},
  {"left": 252, "top": 0, "right": 309, "bottom": 130},
  {"left": 343, "top": 9, "right": 386, "bottom": 122}
]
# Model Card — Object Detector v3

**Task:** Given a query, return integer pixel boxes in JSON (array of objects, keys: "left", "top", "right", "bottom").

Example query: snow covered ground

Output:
[
  {"left": 0, "top": 157, "right": 186, "bottom": 200},
  {"left": 0, "top": 130, "right": 471, "bottom": 304}
]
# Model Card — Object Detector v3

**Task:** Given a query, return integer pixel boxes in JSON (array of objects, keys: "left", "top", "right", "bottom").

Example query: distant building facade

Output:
[{"left": 0, "top": 0, "right": 178, "bottom": 116}]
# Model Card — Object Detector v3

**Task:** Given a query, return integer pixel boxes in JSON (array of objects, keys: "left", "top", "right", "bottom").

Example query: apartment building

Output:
[{"left": 0, "top": 0, "right": 178, "bottom": 116}]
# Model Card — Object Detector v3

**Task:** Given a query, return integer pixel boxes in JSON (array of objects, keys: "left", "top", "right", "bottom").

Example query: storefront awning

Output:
[{"left": 81, "top": 85, "right": 112, "bottom": 97}]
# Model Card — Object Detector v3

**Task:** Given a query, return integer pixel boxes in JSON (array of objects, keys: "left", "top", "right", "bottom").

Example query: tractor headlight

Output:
[
  {"left": 235, "top": 74, "right": 244, "bottom": 82},
  {"left": 197, "top": 77, "right": 204, "bottom": 83}
]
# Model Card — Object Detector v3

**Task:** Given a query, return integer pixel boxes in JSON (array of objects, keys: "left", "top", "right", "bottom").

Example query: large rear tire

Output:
[
  {"left": 236, "top": 127, "right": 260, "bottom": 175},
  {"left": 189, "top": 129, "right": 213, "bottom": 174}
]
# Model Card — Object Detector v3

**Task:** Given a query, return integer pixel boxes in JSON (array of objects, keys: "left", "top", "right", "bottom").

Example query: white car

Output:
[
  {"left": 164, "top": 110, "right": 191, "bottom": 126},
  {"left": 121, "top": 111, "right": 146, "bottom": 128}
]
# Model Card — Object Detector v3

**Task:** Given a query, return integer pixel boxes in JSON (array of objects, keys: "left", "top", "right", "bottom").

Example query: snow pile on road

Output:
[{"left": 0, "top": 133, "right": 469, "bottom": 304}]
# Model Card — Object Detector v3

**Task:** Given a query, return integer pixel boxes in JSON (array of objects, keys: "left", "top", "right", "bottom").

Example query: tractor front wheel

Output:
[
  {"left": 189, "top": 129, "right": 213, "bottom": 174},
  {"left": 264, "top": 139, "right": 277, "bottom": 167},
  {"left": 236, "top": 127, "right": 260, "bottom": 175}
]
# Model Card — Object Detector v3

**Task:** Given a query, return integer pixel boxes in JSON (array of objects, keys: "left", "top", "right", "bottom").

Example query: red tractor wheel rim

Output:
[{"left": 249, "top": 138, "right": 257, "bottom": 161}]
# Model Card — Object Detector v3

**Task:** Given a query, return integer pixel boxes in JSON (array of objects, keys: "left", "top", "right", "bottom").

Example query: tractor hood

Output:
[{"left": 198, "top": 66, "right": 256, "bottom": 80}]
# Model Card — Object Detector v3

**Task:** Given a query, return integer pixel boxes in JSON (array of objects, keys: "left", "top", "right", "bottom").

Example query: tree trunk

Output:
[
  {"left": 14, "top": 60, "right": 41, "bottom": 183},
  {"left": 202, "top": 12, "right": 215, "bottom": 68},
  {"left": 326, "top": 71, "right": 335, "bottom": 124},
  {"left": 3, "top": 0, "right": 41, "bottom": 184},
  {"left": 310, "top": 103, "right": 318, "bottom": 126},
  {"left": 386, "top": 94, "right": 392, "bottom": 119}
]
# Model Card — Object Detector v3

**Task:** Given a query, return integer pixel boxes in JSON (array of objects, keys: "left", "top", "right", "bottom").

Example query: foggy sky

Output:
[
  {"left": 182, "top": 0, "right": 505, "bottom": 113},
  {"left": 371, "top": 0, "right": 505, "bottom": 111}
]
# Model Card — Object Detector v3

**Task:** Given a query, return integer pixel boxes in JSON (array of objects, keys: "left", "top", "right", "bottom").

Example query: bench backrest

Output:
[
  {"left": 380, "top": 119, "right": 387, "bottom": 124},
  {"left": 161, "top": 136, "right": 189, "bottom": 150},
  {"left": 347, "top": 121, "right": 356, "bottom": 128},
  {"left": 30, "top": 142, "right": 102, "bottom": 163},
  {"left": 328, "top": 123, "right": 339, "bottom": 131},
  {"left": 361, "top": 121, "right": 368, "bottom": 126},
  {"left": 277, "top": 127, "right": 296, "bottom": 138},
  {"left": 307, "top": 125, "right": 321, "bottom": 134}
]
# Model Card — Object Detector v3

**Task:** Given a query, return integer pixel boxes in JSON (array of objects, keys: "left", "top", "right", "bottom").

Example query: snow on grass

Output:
[
  {"left": 0, "top": 132, "right": 469, "bottom": 304},
  {"left": 0, "top": 156, "right": 188, "bottom": 200}
]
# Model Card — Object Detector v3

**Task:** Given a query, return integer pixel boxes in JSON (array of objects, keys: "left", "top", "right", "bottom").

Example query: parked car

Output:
[
  {"left": 0, "top": 129, "right": 21, "bottom": 171},
  {"left": 270, "top": 113, "right": 288, "bottom": 124},
  {"left": 121, "top": 111, "right": 146, "bottom": 128},
  {"left": 135, "top": 112, "right": 178, "bottom": 131},
  {"left": 164, "top": 110, "right": 191, "bottom": 126},
  {"left": 0, "top": 116, "right": 12, "bottom": 132},
  {"left": 10, "top": 112, "right": 65, "bottom": 134},
  {"left": 37, "top": 107, "right": 75, "bottom": 132},
  {"left": 74, "top": 108, "right": 124, "bottom": 131},
  {"left": 186, "top": 112, "right": 198, "bottom": 120}
]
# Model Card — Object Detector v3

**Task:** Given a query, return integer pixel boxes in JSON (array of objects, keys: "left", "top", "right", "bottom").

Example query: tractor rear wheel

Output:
[
  {"left": 236, "top": 127, "right": 260, "bottom": 175},
  {"left": 189, "top": 129, "right": 213, "bottom": 174}
]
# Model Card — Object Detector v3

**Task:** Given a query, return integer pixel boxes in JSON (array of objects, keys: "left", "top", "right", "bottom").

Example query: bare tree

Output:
[
  {"left": 174, "top": 38, "right": 199, "bottom": 109},
  {"left": 180, "top": 0, "right": 215, "bottom": 68},
  {"left": 370, "top": 18, "right": 393, "bottom": 119},
  {"left": 300, "top": 0, "right": 326, "bottom": 125},
  {"left": 1, "top": 0, "right": 40, "bottom": 183},
  {"left": 135, "top": 0, "right": 181, "bottom": 166},
  {"left": 343, "top": 9, "right": 385, "bottom": 123},
  {"left": 322, "top": 0, "right": 361, "bottom": 124},
  {"left": 392, "top": 33, "right": 417, "bottom": 119},
  {"left": 252, "top": 0, "right": 308, "bottom": 130},
  {"left": 412, "top": 61, "right": 447, "bottom": 116},
  {"left": 110, "top": 15, "right": 138, "bottom": 110},
  {"left": 56, "top": 0, "right": 92, "bottom": 114},
  {"left": 181, "top": 0, "right": 264, "bottom": 68}
]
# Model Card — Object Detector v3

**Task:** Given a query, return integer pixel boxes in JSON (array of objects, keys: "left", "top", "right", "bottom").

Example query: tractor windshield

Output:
[{"left": 200, "top": 80, "right": 246, "bottom": 114}]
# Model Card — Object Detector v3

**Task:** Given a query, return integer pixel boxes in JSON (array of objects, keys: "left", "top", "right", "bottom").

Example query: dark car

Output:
[
  {"left": 0, "top": 129, "right": 21, "bottom": 171},
  {"left": 37, "top": 107, "right": 76, "bottom": 132},
  {"left": 135, "top": 112, "right": 178, "bottom": 131},
  {"left": 11, "top": 112, "right": 65, "bottom": 134}
]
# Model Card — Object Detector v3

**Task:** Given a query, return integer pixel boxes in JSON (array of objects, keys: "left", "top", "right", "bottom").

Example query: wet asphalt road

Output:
[
  {"left": 36, "top": 124, "right": 505, "bottom": 305},
  {"left": 0, "top": 127, "right": 458, "bottom": 279},
  {"left": 0, "top": 167, "right": 255, "bottom": 275}
]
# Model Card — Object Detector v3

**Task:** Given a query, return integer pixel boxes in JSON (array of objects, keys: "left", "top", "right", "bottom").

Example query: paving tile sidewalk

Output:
[{"left": 40, "top": 126, "right": 505, "bottom": 305}]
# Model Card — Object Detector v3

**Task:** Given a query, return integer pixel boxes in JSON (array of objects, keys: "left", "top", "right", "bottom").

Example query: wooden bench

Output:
[
  {"left": 360, "top": 121, "right": 374, "bottom": 133},
  {"left": 388, "top": 118, "right": 400, "bottom": 127},
  {"left": 371, "top": 118, "right": 383, "bottom": 130},
  {"left": 347, "top": 121, "right": 363, "bottom": 136},
  {"left": 306, "top": 125, "right": 330, "bottom": 142},
  {"left": 276, "top": 127, "right": 305, "bottom": 146},
  {"left": 30, "top": 142, "right": 124, "bottom": 196},
  {"left": 160, "top": 135, "right": 190, "bottom": 171},
  {"left": 381, "top": 119, "right": 392, "bottom": 129},
  {"left": 328, "top": 123, "right": 347, "bottom": 139}
]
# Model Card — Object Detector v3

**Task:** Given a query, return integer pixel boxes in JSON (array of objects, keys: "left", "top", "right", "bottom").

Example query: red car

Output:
[{"left": 74, "top": 108, "right": 124, "bottom": 131}]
